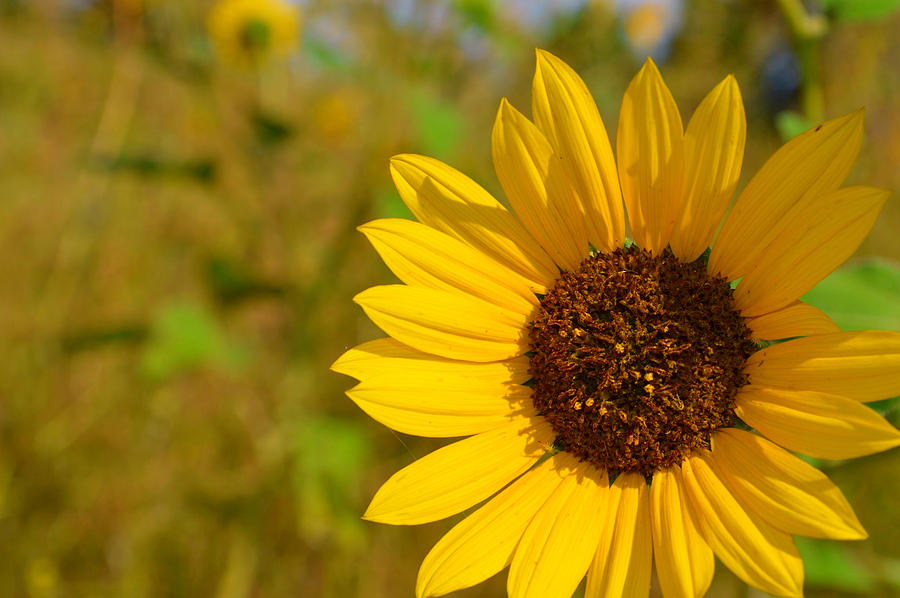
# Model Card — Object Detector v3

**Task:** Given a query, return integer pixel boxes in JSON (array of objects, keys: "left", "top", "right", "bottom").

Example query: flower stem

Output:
[{"left": 775, "top": 0, "right": 829, "bottom": 123}]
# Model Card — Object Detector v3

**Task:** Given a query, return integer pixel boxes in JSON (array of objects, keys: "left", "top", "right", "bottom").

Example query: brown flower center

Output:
[{"left": 527, "top": 246, "right": 755, "bottom": 476}]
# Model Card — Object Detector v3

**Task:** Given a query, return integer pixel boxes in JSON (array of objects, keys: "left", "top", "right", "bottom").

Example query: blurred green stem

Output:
[
  {"left": 39, "top": 3, "right": 144, "bottom": 334},
  {"left": 775, "top": 0, "right": 828, "bottom": 122}
]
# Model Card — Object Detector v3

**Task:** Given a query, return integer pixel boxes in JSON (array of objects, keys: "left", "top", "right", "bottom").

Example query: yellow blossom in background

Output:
[
  {"left": 333, "top": 50, "right": 900, "bottom": 598},
  {"left": 312, "top": 90, "right": 362, "bottom": 144},
  {"left": 207, "top": 0, "right": 301, "bottom": 68},
  {"left": 624, "top": 4, "right": 666, "bottom": 47},
  {"left": 617, "top": 0, "right": 684, "bottom": 61}
]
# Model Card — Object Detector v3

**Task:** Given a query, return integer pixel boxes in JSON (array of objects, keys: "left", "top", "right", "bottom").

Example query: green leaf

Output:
[
  {"left": 795, "top": 538, "right": 877, "bottom": 592},
  {"left": 294, "top": 416, "right": 370, "bottom": 493},
  {"left": 455, "top": 0, "right": 496, "bottom": 31},
  {"left": 140, "top": 301, "right": 248, "bottom": 380},
  {"left": 881, "top": 557, "right": 900, "bottom": 589},
  {"left": 61, "top": 324, "right": 147, "bottom": 352},
  {"left": 302, "top": 36, "right": 354, "bottom": 72},
  {"left": 292, "top": 416, "right": 372, "bottom": 546},
  {"left": 823, "top": 0, "right": 900, "bottom": 21},
  {"left": 775, "top": 110, "right": 814, "bottom": 141},
  {"left": 251, "top": 110, "right": 293, "bottom": 146},
  {"left": 91, "top": 154, "right": 216, "bottom": 181},
  {"left": 801, "top": 259, "right": 900, "bottom": 331},
  {"left": 868, "top": 396, "right": 900, "bottom": 424},
  {"left": 409, "top": 89, "right": 464, "bottom": 160},
  {"left": 374, "top": 186, "right": 413, "bottom": 219},
  {"left": 204, "top": 256, "right": 285, "bottom": 305}
]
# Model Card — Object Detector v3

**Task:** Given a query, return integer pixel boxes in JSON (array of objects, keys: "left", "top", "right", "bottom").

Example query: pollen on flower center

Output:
[{"left": 527, "top": 246, "right": 756, "bottom": 476}]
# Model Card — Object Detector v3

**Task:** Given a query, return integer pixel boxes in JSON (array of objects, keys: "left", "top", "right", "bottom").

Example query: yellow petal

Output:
[
  {"left": 735, "top": 386, "right": 900, "bottom": 459},
  {"left": 365, "top": 415, "right": 553, "bottom": 525},
  {"left": 347, "top": 362, "right": 534, "bottom": 438},
  {"left": 508, "top": 456, "right": 608, "bottom": 598},
  {"left": 616, "top": 57, "right": 684, "bottom": 254},
  {"left": 709, "top": 109, "right": 865, "bottom": 280},
  {"left": 734, "top": 186, "right": 889, "bottom": 316},
  {"left": 415, "top": 454, "right": 567, "bottom": 598},
  {"left": 585, "top": 472, "right": 653, "bottom": 598},
  {"left": 531, "top": 49, "right": 625, "bottom": 252},
  {"left": 359, "top": 218, "right": 539, "bottom": 315},
  {"left": 745, "top": 301, "right": 840, "bottom": 341},
  {"left": 330, "top": 337, "right": 531, "bottom": 385},
  {"left": 354, "top": 285, "right": 528, "bottom": 362},
  {"left": 491, "top": 99, "right": 589, "bottom": 270},
  {"left": 650, "top": 467, "right": 714, "bottom": 598},
  {"left": 390, "top": 154, "right": 558, "bottom": 292},
  {"left": 350, "top": 395, "right": 527, "bottom": 438},
  {"left": 681, "top": 451, "right": 804, "bottom": 597},
  {"left": 744, "top": 330, "right": 900, "bottom": 402},
  {"left": 712, "top": 428, "right": 866, "bottom": 540},
  {"left": 348, "top": 378, "right": 529, "bottom": 418},
  {"left": 670, "top": 75, "right": 746, "bottom": 262}
]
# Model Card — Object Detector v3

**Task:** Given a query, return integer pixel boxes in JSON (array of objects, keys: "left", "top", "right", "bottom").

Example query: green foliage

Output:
[
  {"left": 881, "top": 557, "right": 900, "bottom": 590},
  {"left": 292, "top": 415, "right": 371, "bottom": 547},
  {"left": 303, "top": 35, "right": 355, "bottom": 72},
  {"left": 802, "top": 260, "right": 900, "bottom": 331},
  {"left": 775, "top": 110, "right": 814, "bottom": 141},
  {"left": 796, "top": 537, "right": 877, "bottom": 592},
  {"left": 140, "top": 302, "right": 249, "bottom": 381},
  {"left": 61, "top": 324, "right": 147, "bottom": 352},
  {"left": 374, "top": 186, "right": 413, "bottom": 219},
  {"left": 409, "top": 89, "right": 464, "bottom": 160},
  {"left": 823, "top": 0, "right": 900, "bottom": 21},
  {"left": 204, "top": 256, "right": 285, "bottom": 305},
  {"left": 92, "top": 154, "right": 217, "bottom": 181},
  {"left": 455, "top": 0, "right": 496, "bottom": 31},
  {"left": 251, "top": 109, "right": 294, "bottom": 145}
]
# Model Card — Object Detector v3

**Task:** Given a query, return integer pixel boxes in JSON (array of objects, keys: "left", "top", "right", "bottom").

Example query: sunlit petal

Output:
[
  {"left": 709, "top": 110, "right": 865, "bottom": 280},
  {"left": 390, "top": 154, "right": 558, "bottom": 291},
  {"left": 365, "top": 415, "right": 553, "bottom": 525},
  {"left": 354, "top": 285, "right": 529, "bottom": 362},
  {"left": 712, "top": 429, "right": 866, "bottom": 539},
  {"left": 585, "top": 473, "right": 653, "bottom": 598},
  {"left": 617, "top": 57, "right": 684, "bottom": 254},
  {"left": 359, "top": 218, "right": 539, "bottom": 314},
  {"left": 745, "top": 330, "right": 900, "bottom": 402},
  {"left": 415, "top": 454, "right": 567, "bottom": 598},
  {"left": 670, "top": 75, "right": 745, "bottom": 262},
  {"left": 735, "top": 386, "right": 900, "bottom": 459},
  {"left": 508, "top": 456, "right": 608, "bottom": 598},
  {"left": 681, "top": 451, "right": 803, "bottom": 597},
  {"left": 532, "top": 49, "right": 625, "bottom": 251},
  {"left": 651, "top": 467, "right": 714, "bottom": 598},
  {"left": 492, "top": 99, "right": 589, "bottom": 270}
]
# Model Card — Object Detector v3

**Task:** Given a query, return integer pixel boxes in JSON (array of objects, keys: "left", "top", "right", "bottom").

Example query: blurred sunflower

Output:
[
  {"left": 333, "top": 50, "right": 900, "bottom": 598},
  {"left": 616, "top": 0, "right": 683, "bottom": 62},
  {"left": 207, "top": 0, "right": 300, "bottom": 68}
]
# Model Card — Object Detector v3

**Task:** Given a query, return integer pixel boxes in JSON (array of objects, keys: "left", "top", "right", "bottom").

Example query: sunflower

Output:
[
  {"left": 332, "top": 50, "right": 900, "bottom": 598},
  {"left": 207, "top": 0, "right": 300, "bottom": 68}
]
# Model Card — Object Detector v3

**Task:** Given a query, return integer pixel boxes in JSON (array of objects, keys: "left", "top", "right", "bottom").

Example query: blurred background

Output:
[{"left": 0, "top": 0, "right": 899, "bottom": 596}]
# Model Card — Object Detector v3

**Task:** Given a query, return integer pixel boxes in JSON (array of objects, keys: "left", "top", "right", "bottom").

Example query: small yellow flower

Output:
[
  {"left": 334, "top": 49, "right": 900, "bottom": 598},
  {"left": 207, "top": 0, "right": 300, "bottom": 68}
]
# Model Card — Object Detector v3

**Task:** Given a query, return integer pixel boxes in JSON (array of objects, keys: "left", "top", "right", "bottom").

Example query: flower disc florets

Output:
[{"left": 528, "top": 246, "right": 756, "bottom": 476}]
